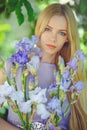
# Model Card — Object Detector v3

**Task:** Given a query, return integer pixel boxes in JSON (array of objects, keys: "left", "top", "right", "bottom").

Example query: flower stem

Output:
[
  {"left": 25, "top": 113, "right": 29, "bottom": 130},
  {"left": 15, "top": 101, "right": 25, "bottom": 127},
  {"left": 6, "top": 76, "right": 11, "bottom": 85},
  {"left": 64, "top": 100, "right": 72, "bottom": 117},
  {"left": 23, "top": 74, "right": 27, "bottom": 100},
  {"left": 57, "top": 85, "right": 60, "bottom": 99},
  {"left": 23, "top": 74, "right": 31, "bottom": 130},
  {"left": 13, "top": 77, "right": 18, "bottom": 90}
]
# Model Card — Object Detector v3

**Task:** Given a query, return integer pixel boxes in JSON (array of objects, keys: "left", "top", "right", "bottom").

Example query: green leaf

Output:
[
  {"left": 15, "top": 0, "right": 24, "bottom": 25},
  {"left": 23, "top": 0, "right": 34, "bottom": 21},
  {"left": 6, "top": 0, "right": 18, "bottom": 13},
  {"left": 0, "top": 0, "right": 6, "bottom": 13},
  {"left": 80, "top": 0, "right": 87, "bottom": 14},
  {"left": 0, "top": 102, "right": 8, "bottom": 119}
]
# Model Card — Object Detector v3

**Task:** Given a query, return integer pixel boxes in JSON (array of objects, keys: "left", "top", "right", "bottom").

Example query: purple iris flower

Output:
[
  {"left": 70, "top": 81, "right": 84, "bottom": 94},
  {"left": 48, "top": 123, "right": 56, "bottom": 130},
  {"left": 32, "top": 35, "right": 39, "bottom": 44},
  {"left": 12, "top": 50, "right": 29, "bottom": 65},
  {"left": 60, "top": 78, "right": 71, "bottom": 92},
  {"left": 33, "top": 47, "right": 42, "bottom": 58},
  {"left": 75, "top": 50, "right": 86, "bottom": 61},
  {"left": 48, "top": 96, "right": 62, "bottom": 112},
  {"left": 48, "top": 96, "right": 63, "bottom": 119},
  {"left": 63, "top": 69, "right": 70, "bottom": 79},
  {"left": 29, "top": 73, "right": 35, "bottom": 84},
  {"left": 75, "top": 50, "right": 87, "bottom": 71},
  {"left": 42, "top": 119, "right": 48, "bottom": 125},
  {"left": 60, "top": 69, "right": 71, "bottom": 92},
  {"left": 15, "top": 36, "right": 39, "bottom": 52},
  {"left": 67, "top": 57, "right": 78, "bottom": 72},
  {"left": 48, "top": 82, "right": 57, "bottom": 93}
]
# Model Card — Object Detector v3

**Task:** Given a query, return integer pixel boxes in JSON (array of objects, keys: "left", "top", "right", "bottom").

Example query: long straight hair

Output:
[{"left": 35, "top": 3, "right": 87, "bottom": 130}]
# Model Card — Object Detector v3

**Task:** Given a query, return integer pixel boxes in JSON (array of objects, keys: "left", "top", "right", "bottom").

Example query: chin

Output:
[{"left": 45, "top": 50, "right": 57, "bottom": 55}]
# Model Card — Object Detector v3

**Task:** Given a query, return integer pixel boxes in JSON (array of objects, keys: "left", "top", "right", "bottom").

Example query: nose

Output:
[{"left": 50, "top": 32, "right": 57, "bottom": 43}]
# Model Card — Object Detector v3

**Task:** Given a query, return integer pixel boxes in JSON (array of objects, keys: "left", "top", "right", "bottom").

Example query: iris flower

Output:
[
  {"left": 15, "top": 36, "right": 39, "bottom": 52},
  {"left": 70, "top": 81, "right": 84, "bottom": 94},
  {"left": 29, "top": 87, "right": 47, "bottom": 103}
]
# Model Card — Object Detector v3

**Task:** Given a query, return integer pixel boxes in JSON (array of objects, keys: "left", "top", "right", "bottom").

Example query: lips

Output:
[{"left": 46, "top": 44, "right": 56, "bottom": 49}]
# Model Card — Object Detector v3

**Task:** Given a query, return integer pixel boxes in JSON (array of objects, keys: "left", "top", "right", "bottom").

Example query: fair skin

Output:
[
  {"left": 40, "top": 15, "right": 68, "bottom": 130},
  {"left": 40, "top": 15, "right": 68, "bottom": 64},
  {"left": 0, "top": 118, "right": 19, "bottom": 130}
]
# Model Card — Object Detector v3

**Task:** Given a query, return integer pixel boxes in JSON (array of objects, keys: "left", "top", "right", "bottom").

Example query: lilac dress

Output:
[{"left": 7, "top": 62, "right": 70, "bottom": 130}]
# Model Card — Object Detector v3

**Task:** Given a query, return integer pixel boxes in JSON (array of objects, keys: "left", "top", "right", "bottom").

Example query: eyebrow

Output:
[
  {"left": 59, "top": 29, "right": 67, "bottom": 32},
  {"left": 46, "top": 25, "right": 52, "bottom": 29}
]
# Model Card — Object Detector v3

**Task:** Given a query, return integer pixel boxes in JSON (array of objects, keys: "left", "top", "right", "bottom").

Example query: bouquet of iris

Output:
[
  {"left": 46, "top": 50, "right": 86, "bottom": 129},
  {"left": 0, "top": 35, "right": 86, "bottom": 130}
]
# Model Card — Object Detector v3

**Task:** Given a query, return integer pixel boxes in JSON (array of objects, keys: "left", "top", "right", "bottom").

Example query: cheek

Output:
[
  {"left": 40, "top": 34, "right": 48, "bottom": 45},
  {"left": 56, "top": 42, "right": 65, "bottom": 51}
]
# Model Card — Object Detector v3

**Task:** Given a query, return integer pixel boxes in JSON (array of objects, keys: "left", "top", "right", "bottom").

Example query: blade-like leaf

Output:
[
  {"left": 6, "top": 0, "right": 18, "bottom": 13},
  {"left": 23, "top": 0, "right": 34, "bottom": 21},
  {"left": 15, "top": 0, "right": 24, "bottom": 25}
]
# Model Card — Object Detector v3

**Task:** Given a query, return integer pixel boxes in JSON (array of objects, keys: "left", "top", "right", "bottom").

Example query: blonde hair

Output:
[{"left": 35, "top": 3, "right": 87, "bottom": 130}]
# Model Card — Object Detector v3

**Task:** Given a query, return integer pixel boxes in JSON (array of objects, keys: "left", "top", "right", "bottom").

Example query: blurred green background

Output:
[{"left": 0, "top": 0, "right": 87, "bottom": 74}]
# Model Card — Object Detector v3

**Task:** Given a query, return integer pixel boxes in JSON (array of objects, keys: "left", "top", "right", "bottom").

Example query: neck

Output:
[{"left": 41, "top": 53, "right": 57, "bottom": 64}]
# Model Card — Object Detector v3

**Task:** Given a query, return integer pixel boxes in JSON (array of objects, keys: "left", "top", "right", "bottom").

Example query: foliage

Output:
[
  {"left": 0, "top": 102, "right": 8, "bottom": 120},
  {"left": 0, "top": 0, "right": 87, "bottom": 28},
  {"left": 0, "top": 23, "right": 10, "bottom": 44},
  {"left": 0, "top": 0, "right": 34, "bottom": 25}
]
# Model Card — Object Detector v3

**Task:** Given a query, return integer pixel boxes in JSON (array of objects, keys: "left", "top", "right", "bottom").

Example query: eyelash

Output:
[
  {"left": 59, "top": 32, "right": 67, "bottom": 36},
  {"left": 44, "top": 27, "right": 51, "bottom": 31}
]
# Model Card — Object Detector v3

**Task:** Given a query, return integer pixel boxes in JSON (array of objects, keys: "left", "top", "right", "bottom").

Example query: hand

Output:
[
  {"left": 0, "top": 118, "right": 19, "bottom": 130},
  {"left": 55, "top": 126, "right": 62, "bottom": 130}
]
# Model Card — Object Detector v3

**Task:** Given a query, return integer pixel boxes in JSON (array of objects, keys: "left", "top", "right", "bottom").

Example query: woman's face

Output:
[{"left": 40, "top": 15, "right": 68, "bottom": 56}]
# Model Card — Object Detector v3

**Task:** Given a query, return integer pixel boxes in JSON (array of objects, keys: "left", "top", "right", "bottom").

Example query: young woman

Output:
[
  {"left": 35, "top": 3, "right": 87, "bottom": 130},
  {"left": 0, "top": 3, "right": 87, "bottom": 130}
]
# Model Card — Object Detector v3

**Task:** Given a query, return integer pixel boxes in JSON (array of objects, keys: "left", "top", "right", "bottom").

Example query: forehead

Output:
[{"left": 48, "top": 15, "right": 67, "bottom": 30}]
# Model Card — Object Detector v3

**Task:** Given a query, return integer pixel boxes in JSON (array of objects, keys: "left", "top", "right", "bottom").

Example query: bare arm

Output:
[
  {"left": 0, "top": 118, "right": 19, "bottom": 130},
  {"left": 55, "top": 127, "right": 62, "bottom": 130}
]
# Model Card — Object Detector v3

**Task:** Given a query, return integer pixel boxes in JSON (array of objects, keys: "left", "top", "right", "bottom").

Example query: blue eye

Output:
[
  {"left": 60, "top": 32, "right": 67, "bottom": 36},
  {"left": 44, "top": 27, "right": 51, "bottom": 31}
]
